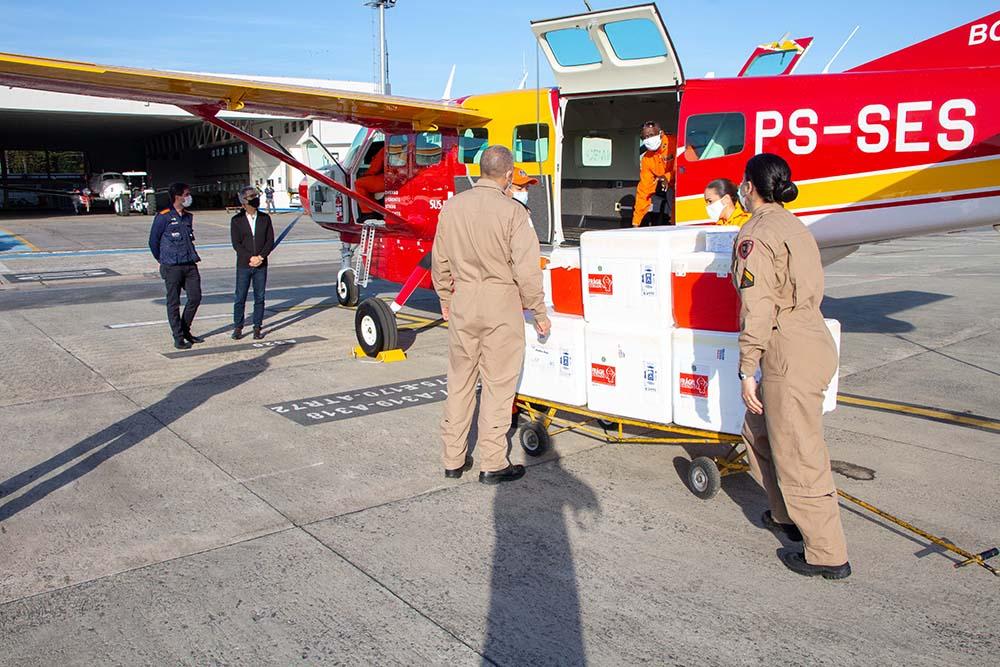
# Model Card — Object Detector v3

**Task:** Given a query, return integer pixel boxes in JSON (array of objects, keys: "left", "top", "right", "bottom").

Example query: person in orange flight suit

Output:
[
  {"left": 632, "top": 120, "right": 677, "bottom": 227},
  {"left": 353, "top": 145, "right": 385, "bottom": 216}
]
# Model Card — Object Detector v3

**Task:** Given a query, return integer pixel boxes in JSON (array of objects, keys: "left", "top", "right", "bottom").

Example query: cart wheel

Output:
[
  {"left": 688, "top": 456, "right": 721, "bottom": 500},
  {"left": 519, "top": 422, "right": 550, "bottom": 457},
  {"left": 355, "top": 298, "right": 398, "bottom": 356},
  {"left": 337, "top": 269, "right": 360, "bottom": 307}
]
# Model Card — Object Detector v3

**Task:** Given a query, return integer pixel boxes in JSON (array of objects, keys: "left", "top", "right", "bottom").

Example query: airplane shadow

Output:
[
  {"left": 0, "top": 346, "right": 289, "bottom": 523},
  {"left": 822, "top": 290, "right": 950, "bottom": 333}
]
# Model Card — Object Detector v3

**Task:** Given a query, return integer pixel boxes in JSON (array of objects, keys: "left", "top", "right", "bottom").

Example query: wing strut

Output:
[{"left": 181, "top": 103, "right": 407, "bottom": 226}]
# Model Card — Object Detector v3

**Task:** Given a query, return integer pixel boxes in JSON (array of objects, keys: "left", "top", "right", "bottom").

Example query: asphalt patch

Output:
[
  {"left": 830, "top": 459, "right": 877, "bottom": 481},
  {"left": 162, "top": 335, "right": 326, "bottom": 358},
  {"left": 3, "top": 268, "right": 120, "bottom": 282},
  {"left": 267, "top": 374, "right": 448, "bottom": 425}
]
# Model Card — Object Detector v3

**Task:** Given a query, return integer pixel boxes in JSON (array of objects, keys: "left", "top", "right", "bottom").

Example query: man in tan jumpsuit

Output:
[
  {"left": 432, "top": 145, "right": 550, "bottom": 485},
  {"left": 732, "top": 195, "right": 851, "bottom": 579}
]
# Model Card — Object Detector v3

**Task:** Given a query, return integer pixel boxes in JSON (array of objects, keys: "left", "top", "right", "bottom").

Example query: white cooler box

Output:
[
  {"left": 580, "top": 226, "right": 739, "bottom": 329},
  {"left": 671, "top": 319, "right": 842, "bottom": 435},
  {"left": 518, "top": 312, "right": 588, "bottom": 406},
  {"left": 585, "top": 324, "right": 672, "bottom": 424}
]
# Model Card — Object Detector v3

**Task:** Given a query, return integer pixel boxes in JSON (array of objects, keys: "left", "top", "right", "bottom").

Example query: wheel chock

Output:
[{"left": 352, "top": 346, "right": 407, "bottom": 363}]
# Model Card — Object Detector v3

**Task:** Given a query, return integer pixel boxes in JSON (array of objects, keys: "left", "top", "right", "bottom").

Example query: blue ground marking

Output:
[
  {"left": 0, "top": 237, "right": 339, "bottom": 259},
  {"left": 0, "top": 231, "right": 34, "bottom": 254}
]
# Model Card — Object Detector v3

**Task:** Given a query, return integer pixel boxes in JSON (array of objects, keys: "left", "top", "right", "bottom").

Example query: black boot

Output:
[
  {"left": 183, "top": 329, "right": 204, "bottom": 344},
  {"left": 479, "top": 464, "right": 525, "bottom": 485},
  {"left": 173, "top": 337, "right": 192, "bottom": 350},
  {"left": 779, "top": 550, "right": 852, "bottom": 580},
  {"left": 252, "top": 326, "right": 264, "bottom": 340},
  {"left": 232, "top": 327, "right": 243, "bottom": 340},
  {"left": 762, "top": 511, "right": 803, "bottom": 542}
]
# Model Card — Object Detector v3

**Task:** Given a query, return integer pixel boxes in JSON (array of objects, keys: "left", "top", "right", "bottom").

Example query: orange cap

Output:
[{"left": 512, "top": 167, "right": 539, "bottom": 187}]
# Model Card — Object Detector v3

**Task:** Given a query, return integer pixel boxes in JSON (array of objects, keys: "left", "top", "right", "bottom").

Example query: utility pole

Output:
[{"left": 364, "top": 0, "right": 396, "bottom": 95}]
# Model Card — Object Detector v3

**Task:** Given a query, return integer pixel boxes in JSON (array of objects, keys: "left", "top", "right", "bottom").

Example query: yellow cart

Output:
[{"left": 514, "top": 394, "right": 1000, "bottom": 576}]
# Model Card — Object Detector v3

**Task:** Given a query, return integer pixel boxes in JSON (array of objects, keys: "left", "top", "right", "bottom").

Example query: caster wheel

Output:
[
  {"left": 519, "top": 421, "right": 550, "bottom": 457},
  {"left": 355, "top": 298, "right": 398, "bottom": 356},
  {"left": 688, "top": 456, "right": 721, "bottom": 500},
  {"left": 337, "top": 269, "right": 360, "bottom": 307}
]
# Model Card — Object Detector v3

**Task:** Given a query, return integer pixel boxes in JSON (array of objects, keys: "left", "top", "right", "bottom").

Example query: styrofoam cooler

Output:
[
  {"left": 671, "top": 252, "right": 740, "bottom": 332},
  {"left": 585, "top": 324, "right": 672, "bottom": 423},
  {"left": 580, "top": 226, "right": 739, "bottom": 329},
  {"left": 672, "top": 319, "right": 842, "bottom": 433},
  {"left": 671, "top": 329, "right": 745, "bottom": 434},
  {"left": 518, "top": 311, "right": 588, "bottom": 406},
  {"left": 823, "top": 319, "right": 841, "bottom": 414}
]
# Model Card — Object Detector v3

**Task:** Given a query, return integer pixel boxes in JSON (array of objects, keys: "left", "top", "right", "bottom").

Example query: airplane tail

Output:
[{"left": 848, "top": 10, "right": 1000, "bottom": 73}]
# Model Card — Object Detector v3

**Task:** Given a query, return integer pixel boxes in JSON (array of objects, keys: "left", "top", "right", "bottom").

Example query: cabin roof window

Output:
[
  {"left": 459, "top": 128, "right": 488, "bottom": 165},
  {"left": 742, "top": 50, "right": 798, "bottom": 77},
  {"left": 514, "top": 124, "right": 550, "bottom": 163},
  {"left": 544, "top": 27, "right": 601, "bottom": 67},
  {"left": 684, "top": 113, "right": 746, "bottom": 161},
  {"left": 603, "top": 19, "right": 667, "bottom": 61}
]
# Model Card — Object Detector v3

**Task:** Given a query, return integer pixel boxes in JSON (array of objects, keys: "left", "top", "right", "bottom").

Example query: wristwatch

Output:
[{"left": 738, "top": 371, "right": 749, "bottom": 381}]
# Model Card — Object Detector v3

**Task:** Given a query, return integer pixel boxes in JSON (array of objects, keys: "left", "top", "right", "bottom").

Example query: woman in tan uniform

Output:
[{"left": 731, "top": 153, "right": 851, "bottom": 580}]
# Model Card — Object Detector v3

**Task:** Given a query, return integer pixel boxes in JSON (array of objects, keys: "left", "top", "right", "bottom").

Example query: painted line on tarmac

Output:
[
  {"left": 837, "top": 392, "right": 1000, "bottom": 434},
  {"left": 162, "top": 335, "right": 326, "bottom": 359},
  {"left": 0, "top": 228, "right": 38, "bottom": 253},
  {"left": 266, "top": 374, "right": 448, "bottom": 426},
  {"left": 0, "top": 237, "right": 339, "bottom": 259},
  {"left": 107, "top": 313, "right": 233, "bottom": 329},
  {"left": 4, "top": 267, "right": 120, "bottom": 282}
]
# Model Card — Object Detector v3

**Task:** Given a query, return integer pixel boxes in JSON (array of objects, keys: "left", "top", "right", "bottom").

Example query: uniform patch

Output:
[
  {"left": 738, "top": 239, "right": 754, "bottom": 259},
  {"left": 740, "top": 268, "right": 755, "bottom": 289}
]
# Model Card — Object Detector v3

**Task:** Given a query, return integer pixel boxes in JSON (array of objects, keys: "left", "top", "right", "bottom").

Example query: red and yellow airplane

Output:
[{"left": 0, "top": 4, "right": 997, "bottom": 356}]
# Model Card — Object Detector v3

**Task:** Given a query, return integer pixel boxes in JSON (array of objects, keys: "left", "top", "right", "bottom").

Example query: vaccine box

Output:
[
  {"left": 671, "top": 252, "right": 741, "bottom": 332},
  {"left": 548, "top": 246, "right": 584, "bottom": 316},
  {"left": 671, "top": 329, "right": 745, "bottom": 434},
  {"left": 585, "top": 324, "right": 672, "bottom": 424},
  {"left": 518, "top": 312, "right": 588, "bottom": 406}
]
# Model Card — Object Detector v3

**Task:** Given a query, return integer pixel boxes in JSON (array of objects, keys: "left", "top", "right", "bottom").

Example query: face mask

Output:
[
  {"left": 247, "top": 196, "right": 261, "bottom": 209},
  {"left": 642, "top": 135, "right": 662, "bottom": 152},
  {"left": 738, "top": 182, "right": 751, "bottom": 212},
  {"left": 512, "top": 191, "right": 529, "bottom": 206},
  {"left": 705, "top": 199, "right": 725, "bottom": 222},
  {"left": 181, "top": 194, "right": 193, "bottom": 208}
]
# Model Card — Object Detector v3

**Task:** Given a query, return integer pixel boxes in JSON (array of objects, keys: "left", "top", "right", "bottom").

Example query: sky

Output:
[{"left": 0, "top": 0, "right": 995, "bottom": 99}]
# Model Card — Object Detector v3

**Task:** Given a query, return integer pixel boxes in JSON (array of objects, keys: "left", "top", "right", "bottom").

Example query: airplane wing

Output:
[{"left": 0, "top": 52, "right": 491, "bottom": 131}]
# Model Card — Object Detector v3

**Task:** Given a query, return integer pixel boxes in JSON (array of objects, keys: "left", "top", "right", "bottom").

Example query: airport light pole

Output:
[{"left": 365, "top": 0, "right": 396, "bottom": 95}]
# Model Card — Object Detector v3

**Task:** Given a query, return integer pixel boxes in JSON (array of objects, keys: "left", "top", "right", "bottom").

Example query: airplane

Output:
[{"left": 0, "top": 4, "right": 997, "bottom": 358}]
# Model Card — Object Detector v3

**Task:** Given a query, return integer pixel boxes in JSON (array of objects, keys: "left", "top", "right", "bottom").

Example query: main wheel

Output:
[
  {"left": 337, "top": 269, "right": 360, "bottom": 307},
  {"left": 115, "top": 196, "right": 130, "bottom": 216},
  {"left": 355, "top": 298, "right": 398, "bottom": 357},
  {"left": 519, "top": 421, "right": 550, "bottom": 457},
  {"left": 687, "top": 456, "right": 722, "bottom": 500}
]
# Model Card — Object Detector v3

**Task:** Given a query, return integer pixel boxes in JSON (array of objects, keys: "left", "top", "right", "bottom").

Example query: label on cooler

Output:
[
  {"left": 640, "top": 264, "right": 656, "bottom": 296},
  {"left": 679, "top": 372, "right": 710, "bottom": 398},
  {"left": 559, "top": 349, "right": 572, "bottom": 375},
  {"left": 643, "top": 361, "right": 658, "bottom": 392},
  {"left": 588, "top": 273, "right": 614, "bottom": 295},
  {"left": 706, "top": 231, "right": 738, "bottom": 253},
  {"left": 591, "top": 362, "right": 617, "bottom": 386}
]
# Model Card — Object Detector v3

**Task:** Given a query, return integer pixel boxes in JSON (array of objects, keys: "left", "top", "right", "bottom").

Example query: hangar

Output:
[{"left": 0, "top": 76, "right": 373, "bottom": 212}]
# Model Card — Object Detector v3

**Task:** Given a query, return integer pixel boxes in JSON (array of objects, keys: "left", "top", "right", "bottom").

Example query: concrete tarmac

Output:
[{"left": 0, "top": 212, "right": 998, "bottom": 665}]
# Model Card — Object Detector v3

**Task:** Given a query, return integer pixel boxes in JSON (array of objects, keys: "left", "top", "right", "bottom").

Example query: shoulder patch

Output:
[
  {"left": 159, "top": 208, "right": 170, "bottom": 214},
  {"left": 740, "top": 268, "right": 755, "bottom": 289},
  {"left": 738, "top": 239, "right": 754, "bottom": 260}
]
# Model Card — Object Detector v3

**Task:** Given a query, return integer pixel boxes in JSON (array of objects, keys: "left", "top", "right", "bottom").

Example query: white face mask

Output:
[
  {"left": 181, "top": 194, "right": 193, "bottom": 208},
  {"left": 642, "top": 135, "right": 662, "bottom": 152},
  {"left": 705, "top": 199, "right": 725, "bottom": 222},
  {"left": 512, "top": 191, "right": 529, "bottom": 206},
  {"left": 738, "top": 182, "right": 751, "bottom": 212}
]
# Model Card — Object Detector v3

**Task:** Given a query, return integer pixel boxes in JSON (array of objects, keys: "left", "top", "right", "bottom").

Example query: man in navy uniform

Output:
[{"left": 149, "top": 182, "right": 203, "bottom": 349}]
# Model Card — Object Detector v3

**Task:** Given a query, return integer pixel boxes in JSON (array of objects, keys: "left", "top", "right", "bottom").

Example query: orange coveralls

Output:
[
  {"left": 354, "top": 147, "right": 385, "bottom": 215},
  {"left": 632, "top": 132, "right": 677, "bottom": 227}
]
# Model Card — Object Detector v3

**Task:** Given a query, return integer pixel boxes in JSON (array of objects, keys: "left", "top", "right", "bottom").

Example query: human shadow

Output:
[
  {"left": 821, "top": 291, "right": 950, "bottom": 334},
  {"left": 0, "top": 346, "right": 288, "bottom": 522},
  {"left": 483, "top": 457, "right": 600, "bottom": 666}
]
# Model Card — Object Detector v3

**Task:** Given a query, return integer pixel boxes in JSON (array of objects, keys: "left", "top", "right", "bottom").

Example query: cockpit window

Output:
[
  {"left": 544, "top": 27, "right": 601, "bottom": 67},
  {"left": 603, "top": 19, "right": 667, "bottom": 61}
]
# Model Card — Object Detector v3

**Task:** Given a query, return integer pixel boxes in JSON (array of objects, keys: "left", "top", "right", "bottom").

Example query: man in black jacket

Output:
[{"left": 231, "top": 186, "right": 275, "bottom": 340}]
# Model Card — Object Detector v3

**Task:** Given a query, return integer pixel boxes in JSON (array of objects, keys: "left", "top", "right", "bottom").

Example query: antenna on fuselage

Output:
[{"left": 822, "top": 25, "right": 861, "bottom": 74}]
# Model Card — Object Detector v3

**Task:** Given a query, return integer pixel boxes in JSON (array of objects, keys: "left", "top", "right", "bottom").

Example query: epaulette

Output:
[{"left": 159, "top": 208, "right": 170, "bottom": 214}]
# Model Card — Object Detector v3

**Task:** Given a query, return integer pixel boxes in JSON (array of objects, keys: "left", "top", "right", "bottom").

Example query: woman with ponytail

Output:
[{"left": 731, "top": 153, "right": 852, "bottom": 580}]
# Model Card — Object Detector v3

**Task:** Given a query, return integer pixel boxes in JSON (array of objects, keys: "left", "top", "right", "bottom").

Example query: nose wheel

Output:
[
  {"left": 355, "top": 298, "right": 399, "bottom": 357},
  {"left": 337, "top": 269, "right": 360, "bottom": 307}
]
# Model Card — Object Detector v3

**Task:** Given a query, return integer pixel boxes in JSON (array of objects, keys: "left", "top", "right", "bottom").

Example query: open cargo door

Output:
[
  {"left": 531, "top": 3, "right": 684, "bottom": 95},
  {"left": 737, "top": 36, "right": 813, "bottom": 77}
]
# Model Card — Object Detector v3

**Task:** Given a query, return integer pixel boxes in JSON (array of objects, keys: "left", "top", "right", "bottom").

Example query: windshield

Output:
[{"left": 343, "top": 128, "right": 385, "bottom": 169}]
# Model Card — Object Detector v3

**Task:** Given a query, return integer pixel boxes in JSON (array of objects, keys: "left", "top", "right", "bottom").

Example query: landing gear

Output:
[
  {"left": 355, "top": 298, "right": 398, "bottom": 356},
  {"left": 337, "top": 269, "right": 360, "bottom": 307}
]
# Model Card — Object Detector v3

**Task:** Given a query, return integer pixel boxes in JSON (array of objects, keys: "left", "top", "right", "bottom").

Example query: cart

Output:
[{"left": 514, "top": 394, "right": 999, "bottom": 576}]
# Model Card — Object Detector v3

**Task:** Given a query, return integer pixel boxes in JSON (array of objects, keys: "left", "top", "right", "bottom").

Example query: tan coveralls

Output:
[
  {"left": 432, "top": 179, "right": 548, "bottom": 472},
  {"left": 732, "top": 203, "right": 849, "bottom": 566}
]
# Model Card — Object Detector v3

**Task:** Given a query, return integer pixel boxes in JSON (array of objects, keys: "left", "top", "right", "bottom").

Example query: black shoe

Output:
[
  {"left": 779, "top": 550, "right": 852, "bottom": 580},
  {"left": 445, "top": 457, "right": 474, "bottom": 479},
  {"left": 183, "top": 330, "right": 204, "bottom": 344},
  {"left": 479, "top": 464, "right": 525, "bottom": 485},
  {"left": 173, "top": 338, "right": 192, "bottom": 350},
  {"left": 252, "top": 327, "right": 264, "bottom": 340},
  {"left": 762, "top": 511, "right": 803, "bottom": 542},
  {"left": 232, "top": 327, "right": 243, "bottom": 340}
]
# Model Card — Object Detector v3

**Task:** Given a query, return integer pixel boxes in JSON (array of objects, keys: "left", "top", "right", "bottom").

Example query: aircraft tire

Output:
[
  {"left": 355, "top": 297, "right": 398, "bottom": 356},
  {"left": 337, "top": 270, "right": 360, "bottom": 307},
  {"left": 687, "top": 456, "right": 721, "bottom": 500}
]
